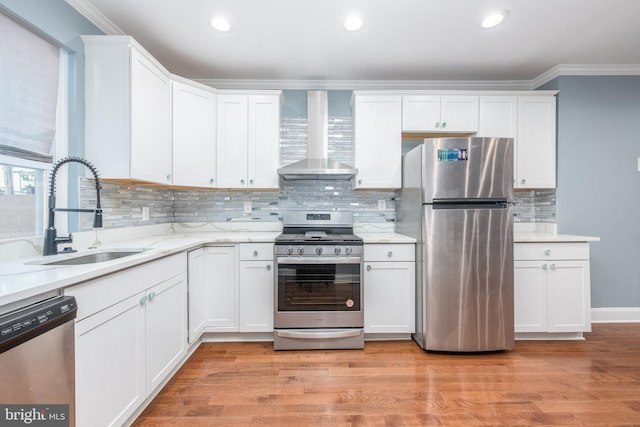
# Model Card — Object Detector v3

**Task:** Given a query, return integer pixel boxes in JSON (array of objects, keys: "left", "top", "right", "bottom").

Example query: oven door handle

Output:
[
  {"left": 275, "top": 329, "right": 363, "bottom": 339},
  {"left": 276, "top": 256, "right": 362, "bottom": 265}
]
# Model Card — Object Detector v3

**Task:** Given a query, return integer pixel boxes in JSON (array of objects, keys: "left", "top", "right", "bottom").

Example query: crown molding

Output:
[
  {"left": 194, "top": 79, "right": 534, "bottom": 91},
  {"left": 533, "top": 64, "right": 640, "bottom": 88},
  {"left": 65, "top": 0, "right": 124, "bottom": 35}
]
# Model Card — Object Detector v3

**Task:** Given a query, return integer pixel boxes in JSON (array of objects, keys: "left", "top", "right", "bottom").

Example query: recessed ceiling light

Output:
[
  {"left": 479, "top": 10, "right": 509, "bottom": 29},
  {"left": 210, "top": 17, "right": 231, "bottom": 32},
  {"left": 344, "top": 15, "right": 364, "bottom": 32}
]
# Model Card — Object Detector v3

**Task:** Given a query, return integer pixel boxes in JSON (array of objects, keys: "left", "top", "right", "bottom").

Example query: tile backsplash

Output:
[{"left": 80, "top": 115, "right": 556, "bottom": 230}]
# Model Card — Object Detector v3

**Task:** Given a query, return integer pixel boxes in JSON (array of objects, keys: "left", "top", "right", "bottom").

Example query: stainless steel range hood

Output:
[{"left": 278, "top": 91, "right": 358, "bottom": 180}]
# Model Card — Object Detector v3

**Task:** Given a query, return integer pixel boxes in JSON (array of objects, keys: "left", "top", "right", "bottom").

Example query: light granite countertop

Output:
[{"left": 1, "top": 221, "right": 598, "bottom": 309}]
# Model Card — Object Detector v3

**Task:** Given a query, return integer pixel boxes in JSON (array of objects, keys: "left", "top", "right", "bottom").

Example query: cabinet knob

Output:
[
  {"left": 266, "top": 264, "right": 272, "bottom": 271},
  {"left": 544, "top": 249, "right": 551, "bottom": 256},
  {"left": 441, "top": 122, "right": 447, "bottom": 129},
  {"left": 521, "top": 179, "right": 526, "bottom": 184},
  {"left": 435, "top": 122, "right": 440, "bottom": 129},
  {"left": 387, "top": 251, "right": 393, "bottom": 258},
  {"left": 366, "top": 265, "right": 371, "bottom": 271},
  {"left": 209, "top": 178, "right": 214, "bottom": 184},
  {"left": 249, "top": 179, "right": 254, "bottom": 185},
  {"left": 253, "top": 250, "right": 258, "bottom": 256},
  {"left": 166, "top": 174, "right": 172, "bottom": 181},
  {"left": 541, "top": 264, "right": 548, "bottom": 270},
  {"left": 549, "top": 264, "right": 556, "bottom": 270},
  {"left": 241, "top": 179, "right": 246, "bottom": 184},
  {"left": 140, "top": 295, "right": 148, "bottom": 305},
  {"left": 357, "top": 179, "right": 362, "bottom": 185},
  {"left": 148, "top": 291, "right": 156, "bottom": 301}
]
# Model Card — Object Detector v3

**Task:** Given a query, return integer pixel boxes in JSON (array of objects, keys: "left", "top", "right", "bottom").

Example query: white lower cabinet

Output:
[
  {"left": 514, "top": 243, "right": 591, "bottom": 337},
  {"left": 67, "top": 253, "right": 187, "bottom": 427},
  {"left": 239, "top": 243, "right": 274, "bottom": 332},
  {"left": 202, "top": 246, "right": 239, "bottom": 332},
  {"left": 363, "top": 244, "right": 415, "bottom": 334}
]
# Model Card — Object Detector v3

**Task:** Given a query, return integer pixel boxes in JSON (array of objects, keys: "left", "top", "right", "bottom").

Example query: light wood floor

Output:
[{"left": 133, "top": 323, "right": 640, "bottom": 426}]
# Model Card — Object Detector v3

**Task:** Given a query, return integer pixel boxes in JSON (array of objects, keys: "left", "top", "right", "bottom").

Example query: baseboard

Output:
[{"left": 591, "top": 307, "right": 640, "bottom": 323}]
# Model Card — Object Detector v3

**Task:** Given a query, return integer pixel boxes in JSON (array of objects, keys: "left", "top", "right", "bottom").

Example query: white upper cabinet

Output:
[
  {"left": 216, "top": 92, "right": 281, "bottom": 189},
  {"left": 352, "top": 93, "right": 402, "bottom": 189},
  {"left": 402, "top": 95, "right": 478, "bottom": 132},
  {"left": 516, "top": 96, "right": 557, "bottom": 189},
  {"left": 477, "top": 96, "right": 517, "bottom": 138},
  {"left": 172, "top": 79, "right": 217, "bottom": 188},
  {"left": 83, "top": 36, "right": 172, "bottom": 184}
]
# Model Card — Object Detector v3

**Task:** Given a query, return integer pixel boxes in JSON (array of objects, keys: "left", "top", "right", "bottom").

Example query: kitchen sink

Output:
[{"left": 26, "top": 249, "right": 150, "bottom": 266}]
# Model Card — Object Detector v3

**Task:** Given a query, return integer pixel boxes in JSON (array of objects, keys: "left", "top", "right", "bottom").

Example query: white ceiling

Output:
[{"left": 67, "top": 0, "right": 640, "bottom": 88}]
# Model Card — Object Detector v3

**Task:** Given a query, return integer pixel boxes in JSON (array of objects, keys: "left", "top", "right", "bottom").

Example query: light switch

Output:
[
  {"left": 244, "top": 201, "right": 252, "bottom": 214},
  {"left": 378, "top": 199, "right": 386, "bottom": 211},
  {"left": 142, "top": 207, "right": 150, "bottom": 221}
]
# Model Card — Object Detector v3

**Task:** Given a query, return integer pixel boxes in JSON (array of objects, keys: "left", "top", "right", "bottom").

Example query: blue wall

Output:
[{"left": 541, "top": 76, "right": 640, "bottom": 307}]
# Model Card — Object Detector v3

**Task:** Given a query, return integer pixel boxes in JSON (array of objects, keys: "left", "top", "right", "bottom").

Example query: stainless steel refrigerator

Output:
[{"left": 397, "top": 137, "right": 514, "bottom": 352}]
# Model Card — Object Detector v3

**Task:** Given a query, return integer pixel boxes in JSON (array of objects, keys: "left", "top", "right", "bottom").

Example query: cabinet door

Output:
[
  {"left": 204, "top": 246, "right": 238, "bottom": 331},
  {"left": 353, "top": 95, "right": 402, "bottom": 189},
  {"left": 187, "top": 248, "right": 206, "bottom": 343},
  {"left": 75, "top": 292, "right": 145, "bottom": 427},
  {"left": 514, "top": 261, "right": 548, "bottom": 333},
  {"left": 172, "top": 80, "right": 216, "bottom": 187},
  {"left": 247, "top": 95, "right": 280, "bottom": 189},
  {"left": 145, "top": 272, "right": 187, "bottom": 393},
  {"left": 239, "top": 260, "right": 274, "bottom": 332},
  {"left": 216, "top": 95, "right": 249, "bottom": 188},
  {"left": 440, "top": 96, "right": 478, "bottom": 132},
  {"left": 402, "top": 96, "right": 440, "bottom": 132},
  {"left": 547, "top": 260, "right": 591, "bottom": 333},
  {"left": 130, "top": 47, "right": 172, "bottom": 184},
  {"left": 516, "top": 96, "right": 556, "bottom": 189},
  {"left": 478, "top": 96, "right": 517, "bottom": 138},
  {"left": 364, "top": 261, "right": 415, "bottom": 333}
]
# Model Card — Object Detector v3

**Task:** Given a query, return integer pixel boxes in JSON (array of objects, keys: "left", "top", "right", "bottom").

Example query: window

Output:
[{"left": 0, "top": 10, "right": 65, "bottom": 239}]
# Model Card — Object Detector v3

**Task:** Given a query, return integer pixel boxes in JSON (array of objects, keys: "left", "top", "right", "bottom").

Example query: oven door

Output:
[{"left": 275, "top": 256, "right": 363, "bottom": 329}]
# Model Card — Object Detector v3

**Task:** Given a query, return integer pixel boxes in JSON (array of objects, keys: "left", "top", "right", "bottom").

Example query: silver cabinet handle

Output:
[
  {"left": 166, "top": 174, "right": 171, "bottom": 181},
  {"left": 549, "top": 264, "right": 556, "bottom": 270},
  {"left": 521, "top": 179, "right": 526, "bottom": 185},
  {"left": 387, "top": 251, "right": 393, "bottom": 258},
  {"left": 140, "top": 295, "right": 148, "bottom": 305},
  {"left": 266, "top": 264, "right": 271, "bottom": 271},
  {"left": 544, "top": 249, "right": 551, "bottom": 256},
  {"left": 435, "top": 122, "right": 440, "bottom": 128},
  {"left": 148, "top": 291, "right": 156, "bottom": 301},
  {"left": 366, "top": 265, "right": 371, "bottom": 271},
  {"left": 441, "top": 122, "right": 447, "bottom": 129},
  {"left": 240, "top": 179, "right": 245, "bottom": 185},
  {"left": 249, "top": 179, "right": 254, "bottom": 185},
  {"left": 253, "top": 250, "right": 258, "bottom": 256},
  {"left": 541, "top": 264, "right": 548, "bottom": 270},
  {"left": 209, "top": 178, "right": 214, "bottom": 184},
  {"left": 357, "top": 179, "right": 362, "bottom": 184}
]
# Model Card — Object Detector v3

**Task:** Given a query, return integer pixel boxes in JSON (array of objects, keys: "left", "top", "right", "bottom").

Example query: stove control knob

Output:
[
  {"left": 334, "top": 247, "right": 342, "bottom": 255},
  {"left": 286, "top": 246, "right": 293, "bottom": 255},
  {"left": 345, "top": 247, "right": 353, "bottom": 255},
  {"left": 297, "top": 247, "right": 304, "bottom": 255},
  {"left": 316, "top": 247, "right": 323, "bottom": 255}
]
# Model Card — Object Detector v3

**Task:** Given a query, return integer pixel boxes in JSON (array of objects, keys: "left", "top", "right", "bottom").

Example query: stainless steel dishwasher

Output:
[{"left": 0, "top": 295, "right": 77, "bottom": 426}]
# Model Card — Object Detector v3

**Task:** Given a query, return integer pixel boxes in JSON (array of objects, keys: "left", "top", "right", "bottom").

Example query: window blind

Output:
[{"left": 0, "top": 11, "right": 60, "bottom": 163}]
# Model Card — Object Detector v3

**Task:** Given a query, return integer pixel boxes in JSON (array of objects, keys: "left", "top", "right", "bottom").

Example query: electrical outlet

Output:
[
  {"left": 244, "top": 201, "right": 252, "bottom": 214},
  {"left": 142, "top": 207, "right": 150, "bottom": 221},
  {"left": 378, "top": 199, "right": 386, "bottom": 211}
]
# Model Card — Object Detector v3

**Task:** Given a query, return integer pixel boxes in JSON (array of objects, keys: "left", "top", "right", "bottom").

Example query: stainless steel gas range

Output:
[{"left": 273, "top": 211, "right": 364, "bottom": 350}]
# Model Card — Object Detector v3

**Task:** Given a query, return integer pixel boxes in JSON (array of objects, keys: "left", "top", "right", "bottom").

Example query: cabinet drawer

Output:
[
  {"left": 239, "top": 243, "right": 274, "bottom": 260},
  {"left": 514, "top": 243, "right": 589, "bottom": 261},
  {"left": 364, "top": 244, "right": 415, "bottom": 262}
]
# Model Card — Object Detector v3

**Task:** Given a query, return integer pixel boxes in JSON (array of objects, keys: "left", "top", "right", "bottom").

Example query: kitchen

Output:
[{"left": 1, "top": 0, "right": 640, "bottom": 426}]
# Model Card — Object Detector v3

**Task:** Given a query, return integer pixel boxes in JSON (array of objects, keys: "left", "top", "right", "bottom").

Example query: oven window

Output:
[{"left": 277, "top": 263, "right": 361, "bottom": 311}]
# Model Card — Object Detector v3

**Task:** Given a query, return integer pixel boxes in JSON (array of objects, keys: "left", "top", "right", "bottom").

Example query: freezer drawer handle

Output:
[{"left": 276, "top": 330, "right": 363, "bottom": 339}]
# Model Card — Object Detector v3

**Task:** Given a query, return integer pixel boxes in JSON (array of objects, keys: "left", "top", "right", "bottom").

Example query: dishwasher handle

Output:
[{"left": 0, "top": 295, "right": 77, "bottom": 354}]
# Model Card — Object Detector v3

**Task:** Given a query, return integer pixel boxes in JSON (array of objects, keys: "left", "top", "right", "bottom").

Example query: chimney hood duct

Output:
[{"left": 278, "top": 91, "right": 358, "bottom": 180}]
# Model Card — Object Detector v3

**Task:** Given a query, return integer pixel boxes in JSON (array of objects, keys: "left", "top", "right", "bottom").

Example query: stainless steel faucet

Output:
[{"left": 43, "top": 157, "right": 103, "bottom": 256}]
